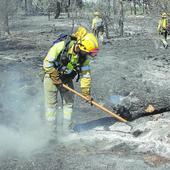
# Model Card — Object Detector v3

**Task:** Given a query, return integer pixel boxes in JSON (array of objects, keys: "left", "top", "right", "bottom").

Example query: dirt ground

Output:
[{"left": 1, "top": 14, "right": 170, "bottom": 170}]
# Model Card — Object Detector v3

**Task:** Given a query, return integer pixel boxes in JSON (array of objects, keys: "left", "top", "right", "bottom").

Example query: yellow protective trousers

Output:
[{"left": 43, "top": 74, "right": 74, "bottom": 123}]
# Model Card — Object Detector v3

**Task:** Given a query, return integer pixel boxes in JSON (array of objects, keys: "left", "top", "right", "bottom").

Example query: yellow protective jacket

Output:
[
  {"left": 43, "top": 41, "right": 91, "bottom": 95},
  {"left": 92, "top": 16, "right": 103, "bottom": 31},
  {"left": 157, "top": 18, "right": 168, "bottom": 32}
]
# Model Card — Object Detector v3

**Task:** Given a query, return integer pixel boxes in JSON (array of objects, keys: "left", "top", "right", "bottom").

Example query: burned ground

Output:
[{"left": 1, "top": 15, "right": 170, "bottom": 169}]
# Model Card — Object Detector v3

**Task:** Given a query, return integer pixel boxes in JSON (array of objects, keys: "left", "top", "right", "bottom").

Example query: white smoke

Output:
[{"left": 0, "top": 65, "right": 51, "bottom": 157}]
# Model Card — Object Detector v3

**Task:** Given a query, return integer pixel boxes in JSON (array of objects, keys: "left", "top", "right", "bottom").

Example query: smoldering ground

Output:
[
  {"left": 1, "top": 13, "right": 170, "bottom": 169},
  {"left": 0, "top": 62, "right": 51, "bottom": 157}
]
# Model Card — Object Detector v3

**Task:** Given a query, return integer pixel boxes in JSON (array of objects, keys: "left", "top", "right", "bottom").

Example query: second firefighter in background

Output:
[
  {"left": 157, "top": 12, "right": 169, "bottom": 49},
  {"left": 92, "top": 11, "right": 104, "bottom": 44}
]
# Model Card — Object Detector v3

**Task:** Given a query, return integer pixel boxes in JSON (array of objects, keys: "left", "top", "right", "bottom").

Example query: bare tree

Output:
[
  {"left": 113, "top": 0, "right": 118, "bottom": 15},
  {"left": 149, "top": 0, "right": 170, "bottom": 14},
  {"left": 22, "top": 0, "right": 34, "bottom": 15},
  {"left": 142, "top": 0, "right": 150, "bottom": 14},
  {"left": 119, "top": 0, "right": 124, "bottom": 36},
  {"left": 45, "top": 0, "right": 82, "bottom": 20},
  {"left": 0, "top": 0, "right": 19, "bottom": 36},
  {"left": 133, "top": 0, "right": 137, "bottom": 15},
  {"left": 68, "top": 0, "right": 81, "bottom": 31},
  {"left": 47, "top": 0, "right": 61, "bottom": 20},
  {"left": 100, "top": 0, "right": 112, "bottom": 39},
  {"left": 25, "top": 0, "right": 28, "bottom": 12},
  {"left": 0, "top": 0, "right": 10, "bottom": 35}
]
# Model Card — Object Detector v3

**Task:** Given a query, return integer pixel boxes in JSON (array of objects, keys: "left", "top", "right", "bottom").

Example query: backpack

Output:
[
  {"left": 41, "top": 33, "right": 70, "bottom": 59},
  {"left": 52, "top": 33, "right": 69, "bottom": 45},
  {"left": 51, "top": 33, "right": 72, "bottom": 65},
  {"left": 52, "top": 34, "right": 82, "bottom": 82}
]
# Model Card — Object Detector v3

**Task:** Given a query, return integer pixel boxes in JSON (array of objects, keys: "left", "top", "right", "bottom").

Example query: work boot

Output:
[
  {"left": 62, "top": 119, "right": 75, "bottom": 135},
  {"left": 163, "top": 40, "right": 168, "bottom": 49},
  {"left": 164, "top": 44, "right": 168, "bottom": 49},
  {"left": 46, "top": 121, "right": 58, "bottom": 143},
  {"left": 57, "top": 120, "right": 78, "bottom": 143}
]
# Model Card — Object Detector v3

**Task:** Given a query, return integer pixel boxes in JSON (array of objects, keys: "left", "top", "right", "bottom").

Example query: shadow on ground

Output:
[{"left": 73, "top": 117, "right": 117, "bottom": 132}]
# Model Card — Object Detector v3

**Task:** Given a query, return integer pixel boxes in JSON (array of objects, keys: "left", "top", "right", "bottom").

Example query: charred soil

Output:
[{"left": 1, "top": 15, "right": 170, "bottom": 170}]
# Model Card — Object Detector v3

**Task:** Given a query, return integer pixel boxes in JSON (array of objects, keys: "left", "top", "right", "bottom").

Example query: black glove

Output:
[{"left": 60, "top": 70, "right": 77, "bottom": 82}]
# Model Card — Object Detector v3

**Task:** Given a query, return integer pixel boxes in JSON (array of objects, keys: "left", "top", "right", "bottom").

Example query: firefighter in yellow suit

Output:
[
  {"left": 92, "top": 11, "right": 104, "bottom": 43},
  {"left": 157, "top": 12, "right": 169, "bottom": 49},
  {"left": 43, "top": 28, "right": 99, "bottom": 134}
]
